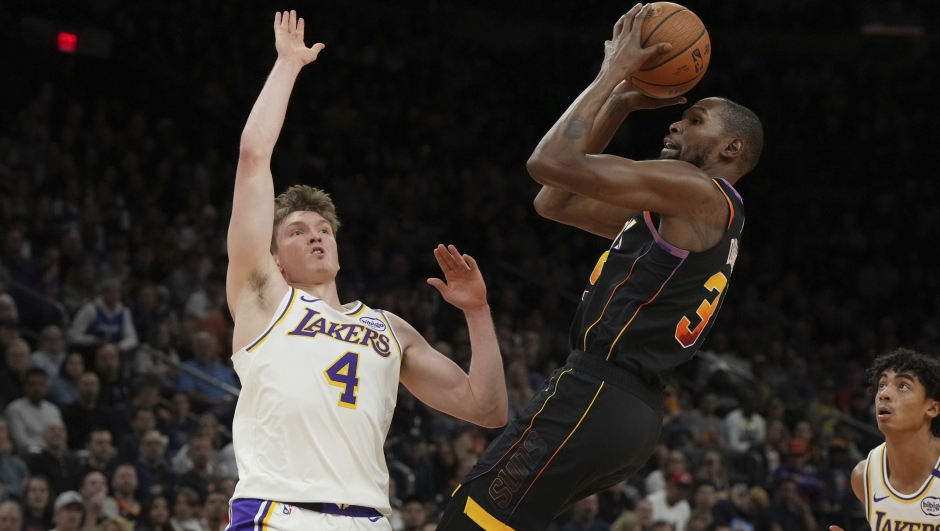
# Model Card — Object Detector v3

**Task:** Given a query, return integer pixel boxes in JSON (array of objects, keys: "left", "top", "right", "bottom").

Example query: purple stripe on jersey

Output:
[
  {"left": 719, "top": 178, "right": 743, "bottom": 204},
  {"left": 228, "top": 499, "right": 266, "bottom": 531},
  {"left": 643, "top": 212, "right": 690, "bottom": 258},
  {"left": 932, "top": 469, "right": 940, "bottom": 479}
]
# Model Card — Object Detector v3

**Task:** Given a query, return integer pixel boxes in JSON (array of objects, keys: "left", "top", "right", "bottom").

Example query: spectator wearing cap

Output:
[
  {"left": 62, "top": 372, "right": 112, "bottom": 451},
  {"left": 0, "top": 337, "right": 31, "bottom": 407},
  {"left": 176, "top": 332, "right": 237, "bottom": 413},
  {"left": 67, "top": 278, "right": 139, "bottom": 353},
  {"left": 31, "top": 326, "right": 68, "bottom": 379},
  {"left": 562, "top": 494, "right": 611, "bottom": 531},
  {"left": 723, "top": 390, "right": 765, "bottom": 453},
  {"left": 27, "top": 422, "right": 82, "bottom": 494},
  {"left": 4, "top": 367, "right": 62, "bottom": 452},
  {"left": 0, "top": 418, "right": 28, "bottom": 500},
  {"left": 0, "top": 501, "right": 22, "bottom": 531},
  {"left": 134, "top": 430, "right": 177, "bottom": 501},
  {"left": 101, "top": 464, "right": 141, "bottom": 522},
  {"left": 50, "top": 491, "right": 85, "bottom": 531},
  {"left": 646, "top": 472, "right": 693, "bottom": 531}
]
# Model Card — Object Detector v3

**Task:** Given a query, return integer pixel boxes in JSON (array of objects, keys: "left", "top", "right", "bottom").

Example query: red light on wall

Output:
[{"left": 57, "top": 32, "right": 78, "bottom": 53}]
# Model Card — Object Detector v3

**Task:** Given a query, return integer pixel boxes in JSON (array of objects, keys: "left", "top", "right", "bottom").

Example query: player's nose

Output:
[{"left": 669, "top": 122, "right": 681, "bottom": 134}]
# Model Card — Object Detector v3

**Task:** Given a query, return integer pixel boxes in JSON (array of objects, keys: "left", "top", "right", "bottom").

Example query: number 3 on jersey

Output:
[
  {"left": 324, "top": 352, "right": 359, "bottom": 409},
  {"left": 675, "top": 272, "right": 727, "bottom": 348}
]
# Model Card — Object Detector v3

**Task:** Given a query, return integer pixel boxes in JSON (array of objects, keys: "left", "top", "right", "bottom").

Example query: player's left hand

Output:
[
  {"left": 602, "top": 4, "right": 672, "bottom": 80},
  {"left": 611, "top": 80, "right": 686, "bottom": 111},
  {"left": 427, "top": 244, "right": 488, "bottom": 312}
]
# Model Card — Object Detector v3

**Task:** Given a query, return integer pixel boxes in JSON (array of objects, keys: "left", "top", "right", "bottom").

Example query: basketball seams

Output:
[
  {"left": 640, "top": 28, "right": 708, "bottom": 72},
  {"left": 640, "top": 7, "right": 688, "bottom": 47}
]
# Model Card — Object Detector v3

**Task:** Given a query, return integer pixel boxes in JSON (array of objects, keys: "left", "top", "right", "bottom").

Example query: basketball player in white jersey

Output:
[
  {"left": 225, "top": 11, "right": 507, "bottom": 531},
  {"left": 830, "top": 348, "right": 940, "bottom": 531}
]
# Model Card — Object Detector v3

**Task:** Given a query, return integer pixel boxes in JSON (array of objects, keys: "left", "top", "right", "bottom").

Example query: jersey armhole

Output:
[{"left": 234, "top": 287, "right": 297, "bottom": 359}]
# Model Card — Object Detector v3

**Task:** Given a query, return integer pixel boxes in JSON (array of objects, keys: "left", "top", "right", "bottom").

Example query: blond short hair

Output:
[{"left": 271, "top": 185, "right": 341, "bottom": 253}]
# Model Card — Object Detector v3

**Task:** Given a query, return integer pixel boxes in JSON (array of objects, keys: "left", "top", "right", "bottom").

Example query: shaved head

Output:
[{"left": 714, "top": 98, "right": 763, "bottom": 173}]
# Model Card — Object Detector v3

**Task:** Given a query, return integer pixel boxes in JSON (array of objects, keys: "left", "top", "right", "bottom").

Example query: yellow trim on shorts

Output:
[
  {"left": 262, "top": 502, "right": 276, "bottom": 531},
  {"left": 464, "top": 496, "right": 515, "bottom": 531}
]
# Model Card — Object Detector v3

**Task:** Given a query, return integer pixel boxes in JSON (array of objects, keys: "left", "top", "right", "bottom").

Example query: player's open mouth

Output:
[
  {"left": 663, "top": 139, "right": 680, "bottom": 150},
  {"left": 876, "top": 405, "right": 891, "bottom": 420},
  {"left": 311, "top": 246, "right": 325, "bottom": 255}
]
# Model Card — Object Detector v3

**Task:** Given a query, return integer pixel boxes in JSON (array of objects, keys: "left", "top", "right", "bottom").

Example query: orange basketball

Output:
[{"left": 630, "top": 2, "right": 711, "bottom": 99}]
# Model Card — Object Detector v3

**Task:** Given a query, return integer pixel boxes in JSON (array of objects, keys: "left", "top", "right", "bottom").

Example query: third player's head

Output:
[
  {"left": 868, "top": 348, "right": 940, "bottom": 437},
  {"left": 271, "top": 185, "right": 342, "bottom": 285},
  {"left": 660, "top": 97, "right": 763, "bottom": 180}
]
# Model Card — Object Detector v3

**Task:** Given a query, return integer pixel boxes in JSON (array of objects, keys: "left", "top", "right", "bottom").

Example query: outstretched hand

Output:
[
  {"left": 610, "top": 80, "right": 686, "bottom": 111},
  {"left": 274, "top": 10, "right": 325, "bottom": 66},
  {"left": 602, "top": 3, "right": 672, "bottom": 81},
  {"left": 427, "top": 245, "right": 488, "bottom": 312}
]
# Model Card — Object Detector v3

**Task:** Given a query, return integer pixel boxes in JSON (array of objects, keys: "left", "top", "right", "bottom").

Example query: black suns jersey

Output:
[{"left": 570, "top": 178, "right": 744, "bottom": 388}]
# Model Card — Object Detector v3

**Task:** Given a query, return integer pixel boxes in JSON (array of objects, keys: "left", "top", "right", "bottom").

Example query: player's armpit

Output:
[
  {"left": 392, "top": 313, "right": 507, "bottom": 428},
  {"left": 533, "top": 185, "right": 636, "bottom": 240},
  {"left": 527, "top": 153, "right": 723, "bottom": 218}
]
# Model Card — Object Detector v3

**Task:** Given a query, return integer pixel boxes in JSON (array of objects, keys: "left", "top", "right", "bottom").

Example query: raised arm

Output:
[
  {"left": 395, "top": 245, "right": 507, "bottom": 428},
  {"left": 527, "top": 4, "right": 720, "bottom": 218},
  {"left": 533, "top": 80, "right": 686, "bottom": 239},
  {"left": 227, "top": 11, "right": 324, "bottom": 345}
]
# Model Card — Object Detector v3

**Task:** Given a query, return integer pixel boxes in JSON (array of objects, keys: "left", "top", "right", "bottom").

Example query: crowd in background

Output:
[{"left": 0, "top": 1, "right": 938, "bottom": 531}]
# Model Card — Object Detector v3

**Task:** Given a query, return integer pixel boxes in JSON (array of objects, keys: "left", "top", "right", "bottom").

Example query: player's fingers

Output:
[
  {"left": 829, "top": 526, "right": 844, "bottom": 531},
  {"left": 433, "top": 246, "right": 451, "bottom": 272},
  {"left": 629, "top": 4, "right": 650, "bottom": 38},
  {"left": 289, "top": 10, "right": 297, "bottom": 33},
  {"left": 440, "top": 244, "right": 463, "bottom": 271},
  {"left": 274, "top": 11, "right": 281, "bottom": 31},
  {"left": 464, "top": 254, "right": 479, "bottom": 271},
  {"left": 620, "top": 4, "right": 642, "bottom": 36},
  {"left": 448, "top": 245, "right": 471, "bottom": 270},
  {"left": 297, "top": 17, "right": 304, "bottom": 37},
  {"left": 309, "top": 43, "right": 325, "bottom": 60},
  {"left": 646, "top": 42, "right": 672, "bottom": 57},
  {"left": 426, "top": 278, "right": 447, "bottom": 292}
]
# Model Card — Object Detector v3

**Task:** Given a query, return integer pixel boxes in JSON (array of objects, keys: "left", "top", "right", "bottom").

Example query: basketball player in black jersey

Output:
[{"left": 439, "top": 5, "right": 763, "bottom": 531}]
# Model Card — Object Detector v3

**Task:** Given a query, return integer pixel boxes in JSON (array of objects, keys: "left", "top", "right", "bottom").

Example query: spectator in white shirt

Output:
[
  {"left": 4, "top": 367, "right": 62, "bottom": 452},
  {"left": 30, "top": 326, "right": 67, "bottom": 379},
  {"left": 723, "top": 390, "right": 766, "bottom": 453},
  {"left": 646, "top": 472, "right": 693, "bottom": 531},
  {"left": 67, "top": 278, "right": 138, "bottom": 353}
]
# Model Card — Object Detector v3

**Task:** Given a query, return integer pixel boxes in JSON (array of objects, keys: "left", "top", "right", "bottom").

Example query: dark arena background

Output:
[{"left": 1, "top": 1, "right": 939, "bottom": 531}]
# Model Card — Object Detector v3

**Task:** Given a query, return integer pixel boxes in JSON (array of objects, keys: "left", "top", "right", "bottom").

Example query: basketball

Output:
[{"left": 630, "top": 2, "right": 711, "bottom": 99}]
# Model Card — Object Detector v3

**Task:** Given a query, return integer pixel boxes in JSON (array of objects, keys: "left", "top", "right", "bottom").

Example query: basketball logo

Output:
[{"left": 692, "top": 49, "right": 704, "bottom": 73}]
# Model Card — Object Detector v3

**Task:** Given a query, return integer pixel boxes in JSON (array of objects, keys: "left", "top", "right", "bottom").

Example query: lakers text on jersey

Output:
[
  {"left": 864, "top": 443, "right": 940, "bottom": 531},
  {"left": 230, "top": 287, "right": 402, "bottom": 515}
]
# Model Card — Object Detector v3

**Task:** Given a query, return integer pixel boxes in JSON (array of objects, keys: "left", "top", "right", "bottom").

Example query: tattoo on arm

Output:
[{"left": 563, "top": 115, "right": 588, "bottom": 140}]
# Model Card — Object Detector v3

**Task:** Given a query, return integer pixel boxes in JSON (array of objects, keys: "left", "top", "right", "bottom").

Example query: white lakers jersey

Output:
[
  {"left": 231, "top": 287, "right": 402, "bottom": 515},
  {"left": 864, "top": 443, "right": 940, "bottom": 530}
]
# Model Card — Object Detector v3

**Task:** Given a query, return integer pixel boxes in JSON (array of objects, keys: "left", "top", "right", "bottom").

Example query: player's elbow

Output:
[
  {"left": 526, "top": 153, "right": 554, "bottom": 185},
  {"left": 238, "top": 134, "right": 267, "bottom": 163},
  {"left": 478, "top": 405, "right": 508, "bottom": 429},
  {"left": 532, "top": 193, "right": 556, "bottom": 220}
]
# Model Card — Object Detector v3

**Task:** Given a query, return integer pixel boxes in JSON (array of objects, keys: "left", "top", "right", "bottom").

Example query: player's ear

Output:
[
  {"left": 926, "top": 397, "right": 940, "bottom": 420},
  {"left": 720, "top": 138, "right": 744, "bottom": 163}
]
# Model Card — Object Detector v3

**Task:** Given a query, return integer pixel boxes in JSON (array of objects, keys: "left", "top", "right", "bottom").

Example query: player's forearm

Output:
[
  {"left": 464, "top": 305, "right": 508, "bottom": 428},
  {"left": 239, "top": 58, "right": 304, "bottom": 161},
  {"left": 527, "top": 71, "right": 623, "bottom": 185}
]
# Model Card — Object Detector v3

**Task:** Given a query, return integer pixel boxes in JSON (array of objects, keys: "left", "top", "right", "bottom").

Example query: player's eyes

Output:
[{"left": 293, "top": 230, "right": 302, "bottom": 235}]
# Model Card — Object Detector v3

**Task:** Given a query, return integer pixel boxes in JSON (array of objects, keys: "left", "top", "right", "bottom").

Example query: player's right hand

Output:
[
  {"left": 829, "top": 526, "right": 845, "bottom": 531},
  {"left": 274, "top": 10, "right": 325, "bottom": 66},
  {"left": 611, "top": 80, "right": 686, "bottom": 111},
  {"left": 602, "top": 4, "right": 671, "bottom": 80}
]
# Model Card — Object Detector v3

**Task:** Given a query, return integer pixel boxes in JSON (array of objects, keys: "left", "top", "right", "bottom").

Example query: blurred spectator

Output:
[
  {"left": 20, "top": 476, "right": 53, "bottom": 531},
  {"left": 166, "top": 252, "right": 208, "bottom": 311},
  {"left": 128, "top": 285, "right": 177, "bottom": 354},
  {"left": 68, "top": 279, "right": 139, "bottom": 353},
  {"left": 399, "top": 496, "right": 427, "bottom": 531},
  {"left": 687, "top": 393, "right": 726, "bottom": 449},
  {"left": 597, "top": 480, "right": 635, "bottom": 524},
  {"left": 0, "top": 338, "right": 31, "bottom": 407},
  {"left": 49, "top": 353, "right": 87, "bottom": 408},
  {"left": 136, "top": 495, "right": 171, "bottom": 531},
  {"left": 112, "top": 378, "right": 162, "bottom": 441},
  {"left": 649, "top": 521, "right": 675, "bottom": 531},
  {"left": 133, "top": 322, "right": 181, "bottom": 383},
  {"left": 133, "top": 430, "right": 176, "bottom": 501},
  {"left": 0, "top": 501, "right": 22, "bottom": 531},
  {"left": 694, "top": 452, "right": 729, "bottom": 496},
  {"left": 691, "top": 482, "right": 717, "bottom": 515},
  {"left": 116, "top": 408, "right": 157, "bottom": 465},
  {"left": 723, "top": 391, "right": 765, "bottom": 453},
  {"left": 162, "top": 393, "right": 195, "bottom": 454},
  {"left": 175, "top": 436, "right": 213, "bottom": 502},
  {"left": 102, "top": 464, "right": 141, "bottom": 522},
  {"left": 94, "top": 344, "right": 130, "bottom": 407},
  {"left": 63, "top": 373, "right": 112, "bottom": 451},
  {"left": 176, "top": 333, "right": 237, "bottom": 413},
  {"left": 562, "top": 494, "right": 610, "bottom": 531},
  {"left": 78, "top": 428, "right": 118, "bottom": 480},
  {"left": 0, "top": 418, "right": 29, "bottom": 501},
  {"left": 610, "top": 512, "right": 641, "bottom": 531},
  {"left": 98, "top": 516, "right": 135, "bottom": 531},
  {"left": 183, "top": 273, "right": 225, "bottom": 322},
  {"left": 711, "top": 483, "right": 758, "bottom": 531},
  {"left": 215, "top": 477, "right": 236, "bottom": 502},
  {"left": 646, "top": 450, "right": 687, "bottom": 495},
  {"left": 647, "top": 473, "right": 693, "bottom": 531},
  {"left": 199, "top": 492, "right": 227, "bottom": 531},
  {"left": 505, "top": 361, "right": 533, "bottom": 419},
  {"left": 50, "top": 491, "right": 85, "bottom": 531},
  {"left": 635, "top": 499, "right": 653, "bottom": 531},
  {"left": 78, "top": 471, "right": 108, "bottom": 530},
  {"left": 27, "top": 422, "right": 82, "bottom": 494},
  {"left": 5, "top": 367, "right": 62, "bottom": 452},
  {"left": 685, "top": 513, "right": 712, "bottom": 531},
  {"left": 32, "top": 326, "right": 68, "bottom": 379},
  {"left": 168, "top": 488, "right": 203, "bottom": 531},
  {"left": 754, "top": 478, "right": 817, "bottom": 531}
]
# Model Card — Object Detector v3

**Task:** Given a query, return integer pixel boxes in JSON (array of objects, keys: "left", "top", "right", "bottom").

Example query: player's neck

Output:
[
  {"left": 291, "top": 280, "right": 344, "bottom": 312},
  {"left": 884, "top": 428, "right": 940, "bottom": 488}
]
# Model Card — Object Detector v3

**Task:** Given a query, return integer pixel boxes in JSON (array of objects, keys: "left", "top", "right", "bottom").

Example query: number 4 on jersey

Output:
[{"left": 324, "top": 352, "right": 360, "bottom": 409}]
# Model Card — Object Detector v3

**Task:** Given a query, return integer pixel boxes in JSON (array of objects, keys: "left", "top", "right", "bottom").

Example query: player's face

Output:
[
  {"left": 274, "top": 210, "right": 340, "bottom": 285},
  {"left": 660, "top": 98, "right": 727, "bottom": 169},
  {"left": 875, "top": 368, "right": 940, "bottom": 435}
]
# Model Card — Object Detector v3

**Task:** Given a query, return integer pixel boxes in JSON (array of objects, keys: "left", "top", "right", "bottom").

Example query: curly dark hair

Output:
[{"left": 868, "top": 348, "right": 940, "bottom": 437}]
